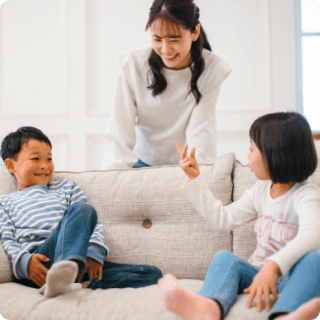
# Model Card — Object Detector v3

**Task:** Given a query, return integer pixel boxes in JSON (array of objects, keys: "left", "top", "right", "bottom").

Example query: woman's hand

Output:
[
  {"left": 27, "top": 253, "right": 50, "bottom": 287},
  {"left": 77, "top": 257, "right": 103, "bottom": 283},
  {"left": 174, "top": 141, "right": 200, "bottom": 182},
  {"left": 243, "top": 260, "right": 280, "bottom": 312}
]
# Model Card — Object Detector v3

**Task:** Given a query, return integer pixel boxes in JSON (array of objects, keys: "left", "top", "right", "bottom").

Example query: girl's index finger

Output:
[
  {"left": 174, "top": 141, "right": 183, "bottom": 155},
  {"left": 245, "top": 287, "right": 256, "bottom": 309}
]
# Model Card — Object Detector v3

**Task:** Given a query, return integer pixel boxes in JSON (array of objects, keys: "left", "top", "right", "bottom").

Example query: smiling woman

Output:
[
  {"left": 102, "top": 0, "right": 231, "bottom": 170},
  {"left": 150, "top": 20, "right": 201, "bottom": 72}
]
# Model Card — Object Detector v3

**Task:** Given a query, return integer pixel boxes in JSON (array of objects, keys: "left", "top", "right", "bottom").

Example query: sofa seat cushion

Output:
[{"left": 0, "top": 280, "right": 270, "bottom": 320}]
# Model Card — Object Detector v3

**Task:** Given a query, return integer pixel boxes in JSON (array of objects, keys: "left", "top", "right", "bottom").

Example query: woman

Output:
[{"left": 103, "top": 0, "right": 231, "bottom": 170}]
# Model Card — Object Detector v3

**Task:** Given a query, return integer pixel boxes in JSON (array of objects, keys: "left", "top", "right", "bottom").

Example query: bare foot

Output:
[
  {"left": 158, "top": 274, "right": 222, "bottom": 320},
  {"left": 276, "top": 298, "right": 320, "bottom": 320}
]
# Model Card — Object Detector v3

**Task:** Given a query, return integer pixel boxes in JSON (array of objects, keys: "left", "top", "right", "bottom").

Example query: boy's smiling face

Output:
[{"left": 5, "top": 139, "right": 54, "bottom": 191}]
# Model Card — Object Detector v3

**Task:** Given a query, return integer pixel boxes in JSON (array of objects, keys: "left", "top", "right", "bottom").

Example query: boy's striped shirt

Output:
[{"left": 0, "top": 180, "right": 110, "bottom": 279}]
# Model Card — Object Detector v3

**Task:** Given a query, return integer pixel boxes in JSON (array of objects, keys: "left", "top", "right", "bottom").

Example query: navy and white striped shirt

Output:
[{"left": 0, "top": 180, "right": 110, "bottom": 279}]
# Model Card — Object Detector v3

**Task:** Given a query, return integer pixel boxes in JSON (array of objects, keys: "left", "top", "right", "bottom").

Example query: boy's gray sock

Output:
[
  {"left": 40, "top": 282, "right": 82, "bottom": 295},
  {"left": 40, "top": 260, "right": 80, "bottom": 298}
]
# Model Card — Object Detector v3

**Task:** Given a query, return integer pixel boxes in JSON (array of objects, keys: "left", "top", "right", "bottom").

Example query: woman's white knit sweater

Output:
[{"left": 103, "top": 48, "right": 231, "bottom": 170}]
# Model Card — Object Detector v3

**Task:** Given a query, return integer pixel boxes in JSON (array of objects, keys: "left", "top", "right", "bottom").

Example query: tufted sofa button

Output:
[{"left": 142, "top": 219, "right": 152, "bottom": 229}]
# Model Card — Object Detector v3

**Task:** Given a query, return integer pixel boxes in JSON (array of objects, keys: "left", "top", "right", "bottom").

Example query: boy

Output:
[{"left": 0, "top": 127, "right": 162, "bottom": 298}]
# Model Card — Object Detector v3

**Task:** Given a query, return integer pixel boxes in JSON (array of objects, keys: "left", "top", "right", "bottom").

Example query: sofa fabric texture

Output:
[
  {"left": 232, "top": 161, "right": 258, "bottom": 261},
  {"left": 0, "top": 152, "right": 319, "bottom": 320}
]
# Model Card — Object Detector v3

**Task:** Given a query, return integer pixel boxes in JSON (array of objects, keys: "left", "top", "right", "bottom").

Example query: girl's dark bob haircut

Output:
[{"left": 250, "top": 112, "right": 318, "bottom": 184}]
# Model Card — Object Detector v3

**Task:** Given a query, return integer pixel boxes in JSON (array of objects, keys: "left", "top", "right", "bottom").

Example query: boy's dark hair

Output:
[
  {"left": 146, "top": 0, "right": 211, "bottom": 105},
  {"left": 0, "top": 126, "right": 52, "bottom": 162},
  {"left": 250, "top": 112, "right": 318, "bottom": 184}
]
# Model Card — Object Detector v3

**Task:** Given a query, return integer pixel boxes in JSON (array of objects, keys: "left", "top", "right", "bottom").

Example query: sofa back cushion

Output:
[
  {"left": 232, "top": 161, "right": 320, "bottom": 261},
  {"left": 0, "top": 152, "right": 236, "bottom": 281},
  {"left": 231, "top": 161, "right": 258, "bottom": 260}
]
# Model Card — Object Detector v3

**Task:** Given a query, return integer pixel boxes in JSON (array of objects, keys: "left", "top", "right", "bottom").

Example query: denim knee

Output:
[
  {"left": 150, "top": 266, "right": 163, "bottom": 281},
  {"left": 213, "top": 250, "right": 235, "bottom": 263},
  {"left": 295, "top": 251, "right": 320, "bottom": 271},
  {"left": 69, "top": 202, "right": 98, "bottom": 227}
]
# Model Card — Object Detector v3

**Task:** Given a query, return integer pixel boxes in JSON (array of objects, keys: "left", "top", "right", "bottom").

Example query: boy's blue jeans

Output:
[
  {"left": 132, "top": 159, "right": 150, "bottom": 168},
  {"left": 17, "top": 202, "right": 162, "bottom": 290},
  {"left": 199, "top": 250, "right": 320, "bottom": 320}
]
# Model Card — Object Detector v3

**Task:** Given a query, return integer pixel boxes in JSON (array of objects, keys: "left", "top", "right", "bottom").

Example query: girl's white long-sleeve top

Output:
[
  {"left": 103, "top": 48, "right": 231, "bottom": 170},
  {"left": 181, "top": 175, "right": 320, "bottom": 276}
]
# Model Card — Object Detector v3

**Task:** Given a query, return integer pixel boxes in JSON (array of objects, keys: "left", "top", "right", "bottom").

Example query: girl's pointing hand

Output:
[{"left": 174, "top": 141, "right": 200, "bottom": 182}]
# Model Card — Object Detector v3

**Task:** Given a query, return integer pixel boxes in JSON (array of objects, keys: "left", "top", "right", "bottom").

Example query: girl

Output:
[
  {"left": 159, "top": 112, "right": 320, "bottom": 320},
  {"left": 103, "top": 0, "right": 231, "bottom": 170}
]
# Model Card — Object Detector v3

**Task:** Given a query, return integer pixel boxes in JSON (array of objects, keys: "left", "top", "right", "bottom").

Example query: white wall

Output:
[{"left": 0, "top": 0, "right": 299, "bottom": 170}]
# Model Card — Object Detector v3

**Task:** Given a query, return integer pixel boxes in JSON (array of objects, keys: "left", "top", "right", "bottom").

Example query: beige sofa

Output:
[{"left": 0, "top": 152, "right": 319, "bottom": 320}]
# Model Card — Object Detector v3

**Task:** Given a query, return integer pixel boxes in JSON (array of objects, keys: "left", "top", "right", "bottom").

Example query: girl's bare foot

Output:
[
  {"left": 158, "top": 274, "right": 222, "bottom": 320},
  {"left": 276, "top": 298, "right": 320, "bottom": 320}
]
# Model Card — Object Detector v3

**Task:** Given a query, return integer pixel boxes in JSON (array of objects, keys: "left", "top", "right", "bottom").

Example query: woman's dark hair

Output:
[
  {"left": 0, "top": 126, "right": 52, "bottom": 162},
  {"left": 146, "top": 0, "right": 211, "bottom": 104},
  {"left": 249, "top": 112, "right": 318, "bottom": 183}
]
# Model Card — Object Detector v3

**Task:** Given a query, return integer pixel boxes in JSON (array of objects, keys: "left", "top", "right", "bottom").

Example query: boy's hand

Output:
[
  {"left": 243, "top": 260, "right": 280, "bottom": 312},
  {"left": 174, "top": 141, "right": 200, "bottom": 182},
  {"left": 28, "top": 253, "right": 50, "bottom": 287},
  {"left": 77, "top": 257, "right": 102, "bottom": 283}
]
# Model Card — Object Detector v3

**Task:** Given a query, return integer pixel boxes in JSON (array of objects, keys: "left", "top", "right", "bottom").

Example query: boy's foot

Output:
[
  {"left": 158, "top": 274, "right": 222, "bottom": 320},
  {"left": 40, "top": 282, "right": 82, "bottom": 296},
  {"left": 40, "top": 260, "right": 81, "bottom": 298},
  {"left": 276, "top": 298, "right": 320, "bottom": 320}
]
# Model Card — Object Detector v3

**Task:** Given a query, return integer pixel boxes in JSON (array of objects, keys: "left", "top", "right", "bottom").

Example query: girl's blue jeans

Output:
[
  {"left": 199, "top": 250, "right": 320, "bottom": 320},
  {"left": 16, "top": 202, "right": 162, "bottom": 290}
]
